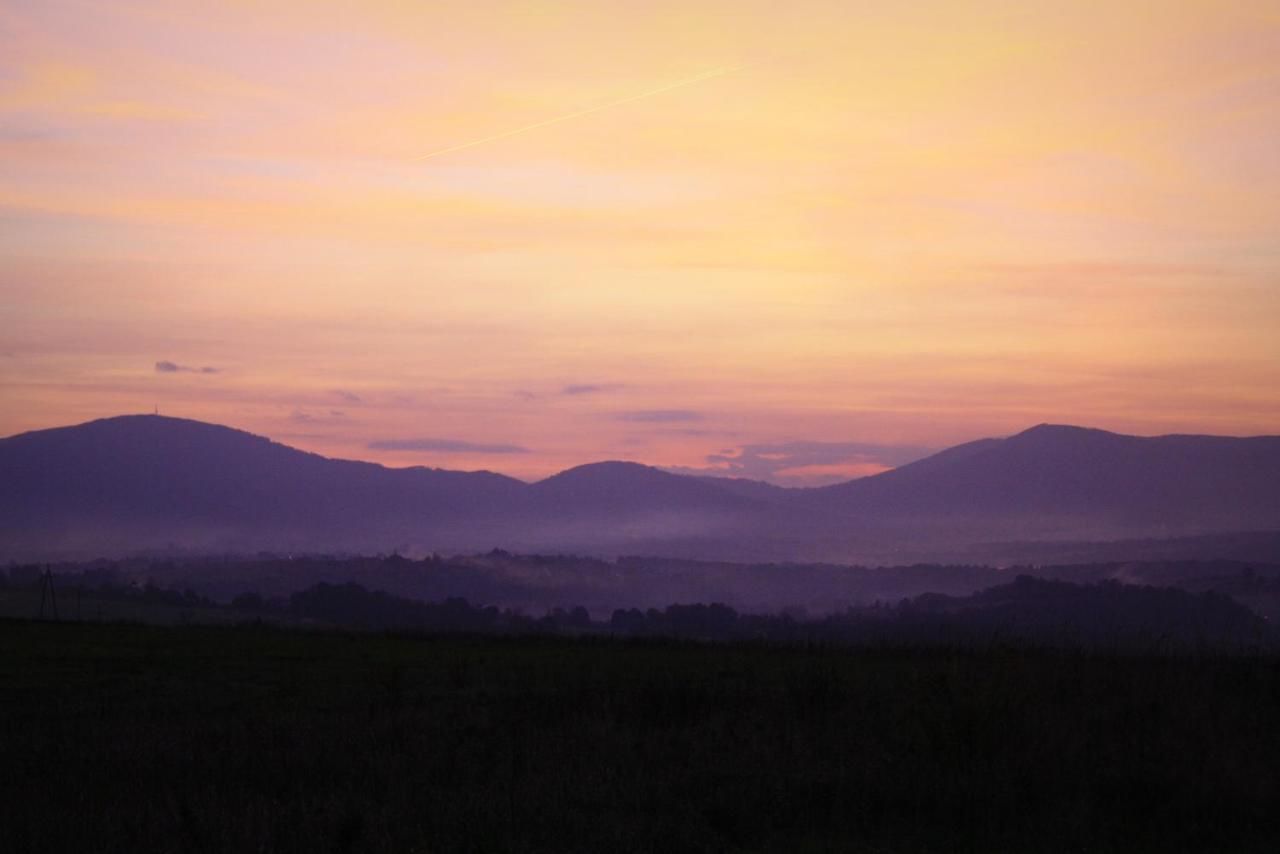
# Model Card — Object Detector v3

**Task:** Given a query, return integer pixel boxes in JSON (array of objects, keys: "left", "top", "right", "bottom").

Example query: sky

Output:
[{"left": 1, "top": 0, "right": 1278, "bottom": 485}]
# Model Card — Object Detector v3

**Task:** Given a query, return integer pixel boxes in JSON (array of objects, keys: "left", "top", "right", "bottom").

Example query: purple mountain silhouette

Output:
[
  {"left": 2, "top": 415, "right": 1278, "bottom": 560},
  {"left": 809, "top": 424, "right": 1280, "bottom": 529}
]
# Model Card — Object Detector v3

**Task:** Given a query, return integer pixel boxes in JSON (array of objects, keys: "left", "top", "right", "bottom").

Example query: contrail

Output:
[{"left": 412, "top": 64, "right": 745, "bottom": 162}]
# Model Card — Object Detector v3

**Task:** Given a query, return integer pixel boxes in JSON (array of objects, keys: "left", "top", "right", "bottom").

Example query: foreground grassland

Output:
[{"left": 2, "top": 620, "right": 1279, "bottom": 853}]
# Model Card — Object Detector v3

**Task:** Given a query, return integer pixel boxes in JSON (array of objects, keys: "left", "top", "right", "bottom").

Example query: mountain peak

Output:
[
  {"left": 537, "top": 460, "right": 669, "bottom": 484},
  {"left": 530, "top": 459, "right": 756, "bottom": 513},
  {"left": 1003, "top": 424, "right": 1137, "bottom": 451},
  {"left": 2, "top": 413, "right": 279, "bottom": 456},
  {"left": 81, "top": 413, "right": 239, "bottom": 429},
  {"left": 1012, "top": 423, "right": 1112, "bottom": 439}
]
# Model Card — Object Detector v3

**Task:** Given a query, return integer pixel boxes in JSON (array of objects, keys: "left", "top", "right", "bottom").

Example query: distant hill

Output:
[
  {"left": 0, "top": 415, "right": 525, "bottom": 555},
  {"left": 510, "top": 461, "right": 768, "bottom": 553},
  {"left": 802, "top": 424, "right": 1280, "bottom": 540},
  {"left": 529, "top": 461, "right": 758, "bottom": 515},
  {"left": 2, "top": 415, "right": 1279, "bottom": 561}
]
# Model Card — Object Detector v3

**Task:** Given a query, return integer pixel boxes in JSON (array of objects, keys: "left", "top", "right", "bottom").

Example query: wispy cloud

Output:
[
  {"left": 615, "top": 409, "right": 701, "bottom": 423},
  {"left": 155, "top": 360, "right": 218, "bottom": 374},
  {"left": 332, "top": 389, "right": 362, "bottom": 404},
  {"left": 661, "top": 428, "right": 736, "bottom": 437},
  {"left": 973, "top": 261, "right": 1233, "bottom": 279},
  {"left": 562, "top": 383, "right": 622, "bottom": 396},
  {"left": 290, "top": 409, "right": 346, "bottom": 424},
  {"left": 513, "top": 383, "right": 624, "bottom": 401},
  {"left": 669, "top": 440, "right": 934, "bottom": 486},
  {"left": 369, "top": 438, "right": 531, "bottom": 454}
]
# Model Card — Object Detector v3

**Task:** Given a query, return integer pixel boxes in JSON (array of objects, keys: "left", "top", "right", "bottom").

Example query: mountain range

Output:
[{"left": 2, "top": 415, "right": 1279, "bottom": 562}]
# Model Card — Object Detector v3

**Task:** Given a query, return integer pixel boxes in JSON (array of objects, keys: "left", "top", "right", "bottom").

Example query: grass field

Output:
[{"left": 2, "top": 619, "right": 1279, "bottom": 852}]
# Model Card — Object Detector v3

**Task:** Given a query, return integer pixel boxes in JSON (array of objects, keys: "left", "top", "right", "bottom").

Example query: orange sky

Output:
[{"left": 2, "top": 0, "right": 1278, "bottom": 484}]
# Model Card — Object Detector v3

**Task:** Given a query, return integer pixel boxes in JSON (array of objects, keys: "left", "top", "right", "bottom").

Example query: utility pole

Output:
[{"left": 38, "top": 565, "right": 59, "bottom": 621}]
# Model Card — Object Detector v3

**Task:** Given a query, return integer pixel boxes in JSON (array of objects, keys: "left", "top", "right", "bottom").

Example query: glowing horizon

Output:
[{"left": 2, "top": 0, "right": 1278, "bottom": 485}]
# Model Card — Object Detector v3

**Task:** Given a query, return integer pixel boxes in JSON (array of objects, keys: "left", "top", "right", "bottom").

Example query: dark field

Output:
[{"left": 3, "top": 620, "right": 1279, "bottom": 853}]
